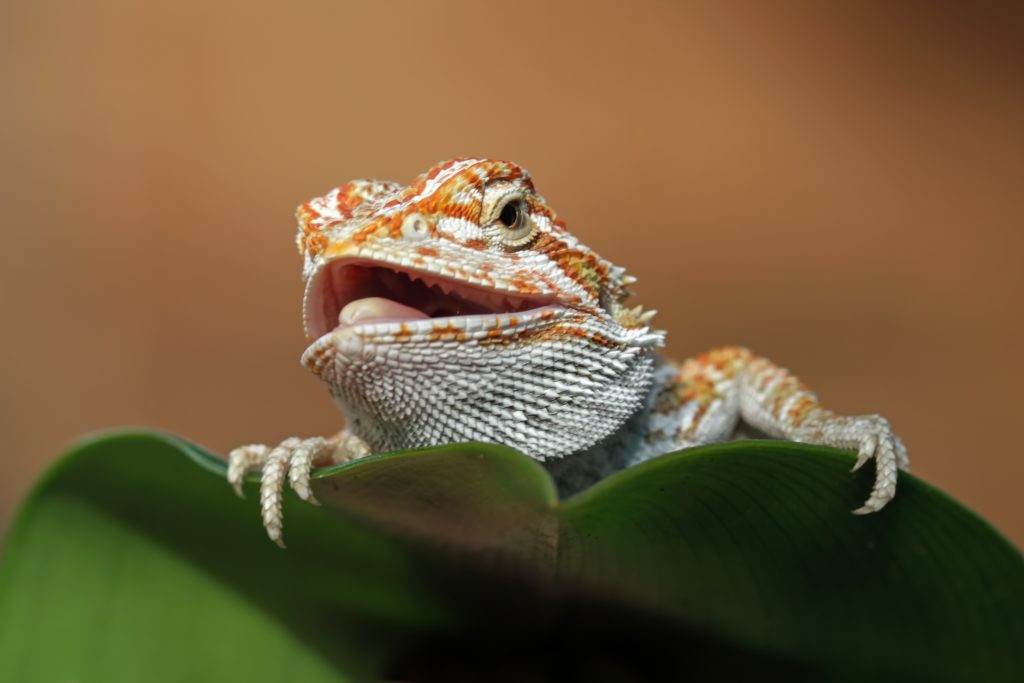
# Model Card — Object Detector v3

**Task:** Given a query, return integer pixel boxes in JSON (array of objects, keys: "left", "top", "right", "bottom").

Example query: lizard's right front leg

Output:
[{"left": 227, "top": 431, "right": 371, "bottom": 547}]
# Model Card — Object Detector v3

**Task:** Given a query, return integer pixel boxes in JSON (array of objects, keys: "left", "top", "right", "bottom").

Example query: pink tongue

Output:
[{"left": 339, "top": 297, "right": 430, "bottom": 325}]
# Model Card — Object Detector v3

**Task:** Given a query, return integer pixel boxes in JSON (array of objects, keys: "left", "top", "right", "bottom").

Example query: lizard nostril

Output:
[{"left": 400, "top": 213, "right": 431, "bottom": 241}]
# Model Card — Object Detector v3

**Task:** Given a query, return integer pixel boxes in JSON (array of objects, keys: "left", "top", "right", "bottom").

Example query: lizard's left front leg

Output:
[{"left": 663, "top": 347, "right": 909, "bottom": 513}]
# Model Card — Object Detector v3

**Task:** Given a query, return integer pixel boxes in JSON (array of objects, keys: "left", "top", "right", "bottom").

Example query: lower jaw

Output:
[
  {"left": 301, "top": 305, "right": 567, "bottom": 370},
  {"left": 321, "top": 305, "right": 564, "bottom": 342}
]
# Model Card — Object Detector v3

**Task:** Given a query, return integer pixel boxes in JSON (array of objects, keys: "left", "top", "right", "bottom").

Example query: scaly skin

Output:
[{"left": 229, "top": 158, "right": 908, "bottom": 546}]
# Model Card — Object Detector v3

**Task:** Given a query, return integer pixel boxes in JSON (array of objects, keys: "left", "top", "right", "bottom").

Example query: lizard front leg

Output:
[
  {"left": 227, "top": 431, "right": 371, "bottom": 547},
  {"left": 655, "top": 346, "right": 909, "bottom": 513}
]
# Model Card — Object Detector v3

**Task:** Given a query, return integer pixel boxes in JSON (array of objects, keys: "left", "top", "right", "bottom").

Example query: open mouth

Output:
[{"left": 304, "top": 261, "right": 558, "bottom": 340}]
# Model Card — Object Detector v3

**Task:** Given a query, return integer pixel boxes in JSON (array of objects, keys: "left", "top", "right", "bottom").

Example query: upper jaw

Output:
[{"left": 302, "top": 255, "right": 566, "bottom": 342}]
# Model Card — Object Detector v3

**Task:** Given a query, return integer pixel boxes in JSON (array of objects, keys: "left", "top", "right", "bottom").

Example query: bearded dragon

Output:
[{"left": 228, "top": 158, "right": 909, "bottom": 547}]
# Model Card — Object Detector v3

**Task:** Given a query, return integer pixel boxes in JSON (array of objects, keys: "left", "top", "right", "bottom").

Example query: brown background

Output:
[{"left": 2, "top": 1, "right": 1021, "bottom": 546}]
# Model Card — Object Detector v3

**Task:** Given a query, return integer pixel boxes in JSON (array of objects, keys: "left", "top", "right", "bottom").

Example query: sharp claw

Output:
[
  {"left": 232, "top": 481, "right": 245, "bottom": 499},
  {"left": 851, "top": 450, "right": 872, "bottom": 473},
  {"left": 853, "top": 496, "right": 892, "bottom": 515},
  {"left": 851, "top": 434, "right": 877, "bottom": 472},
  {"left": 853, "top": 496, "right": 885, "bottom": 515},
  {"left": 853, "top": 489, "right": 895, "bottom": 515},
  {"left": 290, "top": 486, "right": 319, "bottom": 504},
  {"left": 292, "top": 480, "right": 321, "bottom": 505}
]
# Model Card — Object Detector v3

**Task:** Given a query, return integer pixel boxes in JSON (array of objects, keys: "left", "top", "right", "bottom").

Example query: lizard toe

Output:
[
  {"left": 227, "top": 444, "right": 270, "bottom": 498},
  {"left": 259, "top": 437, "right": 302, "bottom": 548},
  {"left": 847, "top": 421, "right": 901, "bottom": 515},
  {"left": 796, "top": 413, "right": 905, "bottom": 515},
  {"left": 287, "top": 437, "right": 330, "bottom": 506}
]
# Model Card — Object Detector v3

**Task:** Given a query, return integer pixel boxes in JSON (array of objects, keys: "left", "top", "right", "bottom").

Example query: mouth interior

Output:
[{"left": 306, "top": 262, "right": 553, "bottom": 339}]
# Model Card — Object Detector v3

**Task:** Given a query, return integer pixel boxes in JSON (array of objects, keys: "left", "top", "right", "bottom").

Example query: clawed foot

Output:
[
  {"left": 227, "top": 433, "right": 371, "bottom": 547},
  {"left": 795, "top": 415, "right": 910, "bottom": 514}
]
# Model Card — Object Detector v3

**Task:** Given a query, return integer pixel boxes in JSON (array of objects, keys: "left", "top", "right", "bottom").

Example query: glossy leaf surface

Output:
[{"left": 0, "top": 431, "right": 1020, "bottom": 681}]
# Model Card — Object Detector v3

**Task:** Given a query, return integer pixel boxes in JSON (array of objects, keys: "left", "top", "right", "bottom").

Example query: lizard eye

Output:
[
  {"left": 498, "top": 202, "right": 522, "bottom": 230},
  {"left": 494, "top": 198, "right": 535, "bottom": 249}
]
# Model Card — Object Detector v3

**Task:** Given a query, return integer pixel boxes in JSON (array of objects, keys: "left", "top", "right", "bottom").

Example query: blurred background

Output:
[{"left": 1, "top": 1, "right": 1021, "bottom": 546}]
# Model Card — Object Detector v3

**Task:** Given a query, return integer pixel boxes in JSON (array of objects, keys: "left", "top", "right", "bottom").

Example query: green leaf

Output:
[
  {"left": 558, "top": 443, "right": 1024, "bottom": 681},
  {"left": 0, "top": 431, "right": 1021, "bottom": 681}
]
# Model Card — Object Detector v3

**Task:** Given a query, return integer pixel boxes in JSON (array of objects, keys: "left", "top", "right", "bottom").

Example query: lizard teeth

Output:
[{"left": 305, "top": 261, "right": 562, "bottom": 339}]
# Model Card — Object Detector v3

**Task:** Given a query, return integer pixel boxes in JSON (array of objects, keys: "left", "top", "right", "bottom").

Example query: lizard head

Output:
[{"left": 295, "top": 158, "right": 665, "bottom": 459}]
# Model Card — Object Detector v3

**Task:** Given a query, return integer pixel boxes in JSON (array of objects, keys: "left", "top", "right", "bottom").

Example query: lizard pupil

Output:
[{"left": 498, "top": 202, "right": 520, "bottom": 229}]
